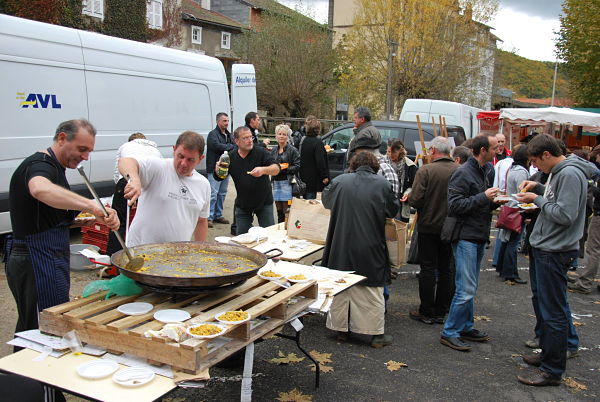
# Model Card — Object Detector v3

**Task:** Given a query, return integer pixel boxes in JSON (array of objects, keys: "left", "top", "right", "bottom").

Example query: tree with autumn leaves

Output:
[
  {"left": 556, "top": 0, "right": 600, "bottom": 107},
  {"left": 234, "top": 11, "right": 337, "bottom": 118},
  {"left": 337, "top": 0, "right": 498, "bottom": 116}
]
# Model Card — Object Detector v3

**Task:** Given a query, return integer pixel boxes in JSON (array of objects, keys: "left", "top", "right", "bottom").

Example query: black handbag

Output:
[
  {"left": 406, "top": 228, "right": 419, "bottom": 264},
  {"left": 440, "top": 216, "right": 462, "bottom": 243},
  {"left": 291, "top": 174, "right": 306, "bottom": 198}
]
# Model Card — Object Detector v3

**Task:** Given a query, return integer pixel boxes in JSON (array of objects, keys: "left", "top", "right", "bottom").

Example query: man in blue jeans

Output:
[
  {"left": 206, "top": 112, "right": 234, "bottom": 228},
  {"left": 215, "top": 126, "right": 280, "bottom": 235},
  {"left": 441, "top": 134, "right": 501, "bottom": 352},
  {"left": 515, "top": 134, "right": 598, "bottom": 386}
]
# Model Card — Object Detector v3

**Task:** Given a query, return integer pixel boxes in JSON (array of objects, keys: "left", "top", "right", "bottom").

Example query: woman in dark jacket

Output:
[
  {"left": 299, "top": 115, "right": 329, "bottom": 199},
  {"left": 270, "top": 124, "right": 300, "bottom": 223}
]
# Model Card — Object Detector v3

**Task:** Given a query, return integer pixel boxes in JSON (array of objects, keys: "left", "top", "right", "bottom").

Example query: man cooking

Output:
[
  {"left": 6, "top": 119, "right": 119, "bottom": 334},
  {"left": 119, "top": 131, "right": 210, "bottom": 246}
]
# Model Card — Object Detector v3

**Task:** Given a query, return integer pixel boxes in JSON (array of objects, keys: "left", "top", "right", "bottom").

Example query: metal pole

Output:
[
  {"left": 385, "top": 41, "right": 398, "bottom": 120},
  {"left": 551, "top": 61, "right": 558, "bottom": 107}
]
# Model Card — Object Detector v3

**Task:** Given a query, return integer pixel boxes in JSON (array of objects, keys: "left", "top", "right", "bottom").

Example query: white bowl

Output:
[
  {"left": 257, "top": 268, "right": 284, "bottom": 281},
  {"left": 285, "top": 274, "right": 312, "bottom": 283},
  {"left": 117, "top": 302, "right": 153, "bottom": 316},
  {"left": 77, "top": 360, "right": 119, "bottom": 380},
  {"left": 215, "top": 311, "right": 251, "bottom": 325},
  {"left": 186, "top": 323, "right": 227, "bottom": 339},
  {"left": 113, "top": 367, "right": 155, "bottom": 387},
  {"left": 153, "top": 309, "right": 191, "bottom": 323}
]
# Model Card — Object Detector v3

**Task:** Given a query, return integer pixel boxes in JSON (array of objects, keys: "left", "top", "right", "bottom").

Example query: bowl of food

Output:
[
  {"left": 215, "top": 310, "right": 251, "bottom": 325},
  {"left": 518, "top": 203, "right": 537, "bottom": 210},
  {"left": 285, "top": 274, "right": 311, "bottom": 283},
  {"left": 257, "top": 268, "right": 284, "bottom": 281},
  {"left": 186, "top": 323, "right": 227, "bottom": 339}
]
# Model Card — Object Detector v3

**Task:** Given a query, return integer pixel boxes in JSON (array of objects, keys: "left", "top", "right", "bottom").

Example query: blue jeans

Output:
[
  {"left": 234, "top": 203, "right": 274, "bottom": 235},
  {"left": 492, "top": 236, "right": 502, "bottom": 268},
  {"left": 304, "top": 191, "right": 317, "bottom": 200},
  {"left": 530, "top": 248, "right": 579, "bottom": 378},
  {"left": 208, "top": 174, "right": 229, "bottom": 221},
  {"left": 442, "top": 240, "right": 485, "bottom": 338},
  {"left": 498, "top": 230, "right": 522, "bottom": 280}
]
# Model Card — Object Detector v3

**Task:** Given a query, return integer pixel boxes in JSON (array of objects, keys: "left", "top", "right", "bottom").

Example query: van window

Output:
[
  {"left": 403, "top": 128, "right": 434, "bottom": 157},
  {"left": 324, "top": 127, "right": 353, "bottom": 150},
  {"left": 378, "top": 128, "right": 403, "bottom": 147}
]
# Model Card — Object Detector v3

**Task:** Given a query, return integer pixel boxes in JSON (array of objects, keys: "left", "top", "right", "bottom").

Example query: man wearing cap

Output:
[
  {"left": 347, "top": 107, "right": 382, "bottom": 164},
  {"left": 351, "top": 136, "right": 399, "bottom": 197}
]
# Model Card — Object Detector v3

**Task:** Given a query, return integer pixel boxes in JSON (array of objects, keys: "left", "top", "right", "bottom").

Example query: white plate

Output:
[
  {"left": 153, "top": 309, "right": 191, "bottom": 323},
  {"left": 257, "top": 268, "right": 284, "bottom": 281},
  {"left": 186, "top": 323, "right": 227, "bottom": 339},
  {"left": 214, "top": 236, "right": 232, "bottom": 244},
  {"left": 285, "top": 274, "right": 312, "bottom": 283},
  {"left": 493, "top": 195, "right": 511, "bottom": 202},
  {"left": 77, "top": 360, "right": 119, "bottom": 380},
  {"left": 215, "top": 311, "right": 251, "bottom": 325},
  {"left": 113, "top": 367, "right": 155, "bottom": 387},
  {"left": 518, "top": 203, "right": 538, "bottom": 210},
  {"left": 117, "top": 302, "right": 153, "bottom": 316}
]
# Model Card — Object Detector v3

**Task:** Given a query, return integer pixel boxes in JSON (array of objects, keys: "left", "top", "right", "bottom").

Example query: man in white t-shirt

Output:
[
  {"left": 107, "top": 133, "right": 163, "bottom": 255},
  {"left": 118, "top": 131, "right": 210, "bottom": 246}
]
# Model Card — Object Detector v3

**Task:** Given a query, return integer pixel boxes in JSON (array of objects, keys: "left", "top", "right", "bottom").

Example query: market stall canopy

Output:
[
  {"left": 476, "top": 111, "right": 500, "bottom": 120},
  {"left": 499, "top": 107, "right": 600, "bottom": 128}
]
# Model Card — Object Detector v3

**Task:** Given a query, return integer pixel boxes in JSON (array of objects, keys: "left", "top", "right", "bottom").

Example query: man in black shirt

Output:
[
  {"left": 206, "top": 112, "right": 234, "bottom": 228},
  {"left": 216, "top": 126, "right": 280, "bottom": 235},
  {"left": 6, "top": 119, "right": 119, "bottom": 334}
]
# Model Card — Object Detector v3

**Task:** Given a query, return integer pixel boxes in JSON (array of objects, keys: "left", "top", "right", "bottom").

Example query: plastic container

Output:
[{"left": 70, "top": 244, "right": 100, "bottom": 271}]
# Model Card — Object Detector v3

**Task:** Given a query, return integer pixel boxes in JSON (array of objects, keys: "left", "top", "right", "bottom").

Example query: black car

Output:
[{"left": 321, "top": 120, "right": 466, "bottom": 178}]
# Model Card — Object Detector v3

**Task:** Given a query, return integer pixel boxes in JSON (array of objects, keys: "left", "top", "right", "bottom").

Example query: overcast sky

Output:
[{"left": 277, "top": 0, "right": 563, "bottom": 62}]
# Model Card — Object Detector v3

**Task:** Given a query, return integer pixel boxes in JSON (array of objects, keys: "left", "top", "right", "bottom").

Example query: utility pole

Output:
[
  {"left": 551, "top": 61, "right": 558, "bottom": 107},
  {"left": 385, "top": 40, "right": 398, "bottom": 120}
]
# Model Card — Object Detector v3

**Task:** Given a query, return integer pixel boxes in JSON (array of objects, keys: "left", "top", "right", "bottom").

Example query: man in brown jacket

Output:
[{"left": 408, "top": 136, "right": 459, "bottom": 324}]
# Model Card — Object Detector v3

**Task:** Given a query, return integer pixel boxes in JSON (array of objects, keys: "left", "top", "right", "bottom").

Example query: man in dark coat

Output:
[
  {"left": 323, "top": 152, "right": 399, "bottom": 348},
  {"left": 206, "top": 112, "right": 234, "bottom": 228}
]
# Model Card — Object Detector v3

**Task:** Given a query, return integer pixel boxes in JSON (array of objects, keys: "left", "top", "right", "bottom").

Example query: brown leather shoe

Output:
[
  {"left": 522, "top": 354, "right": 541, "bottom": 367},
  {"left": 517, "top": 368, "right": 560, "bottom": 386},
  {"left": 213, "top": 217, "right": 230, "bottom": 224},
  {"left": 208, "top": 220, "right": 214, "bottom": 228}
]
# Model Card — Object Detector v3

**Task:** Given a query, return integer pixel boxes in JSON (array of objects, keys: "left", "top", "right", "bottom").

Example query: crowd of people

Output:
[{"left": 4, "top": 108, "right": 600, "bottom": 393}]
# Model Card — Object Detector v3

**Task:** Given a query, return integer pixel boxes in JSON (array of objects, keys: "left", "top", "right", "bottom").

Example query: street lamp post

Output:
[{"left": 385, "top": 40, "right": 399, "bottom": 120}]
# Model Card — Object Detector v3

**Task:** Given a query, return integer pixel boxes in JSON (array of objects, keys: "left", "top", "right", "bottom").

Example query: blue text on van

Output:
[{"left": 17, "top": 93, "right": 62, "bottom": 109}]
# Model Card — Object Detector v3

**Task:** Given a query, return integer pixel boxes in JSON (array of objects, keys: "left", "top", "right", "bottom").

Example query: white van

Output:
[
  {"left": 399, "top": 99, "right": 482, "bottom": 139},
  {"left": 0, "top": 14, "right": 256, "bottom": 234}
]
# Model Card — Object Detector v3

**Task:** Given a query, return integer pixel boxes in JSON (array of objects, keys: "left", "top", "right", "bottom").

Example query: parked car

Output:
[{"left": 321, "top": 120, "right": 466, "bottom": 178}]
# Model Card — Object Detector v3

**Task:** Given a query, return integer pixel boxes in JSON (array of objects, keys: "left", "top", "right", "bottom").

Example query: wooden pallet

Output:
[{"left": 39, "top": 276, "right": 318, "bottom": 373}]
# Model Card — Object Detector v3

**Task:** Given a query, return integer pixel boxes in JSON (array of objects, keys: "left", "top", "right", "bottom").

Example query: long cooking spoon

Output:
[{"left": 76, "top": 166, "right": 144, "bottom": 271}]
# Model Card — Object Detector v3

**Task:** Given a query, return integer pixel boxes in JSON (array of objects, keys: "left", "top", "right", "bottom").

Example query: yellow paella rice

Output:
[
  {"left": 218, "top": 311, "right": 248, "bottom": 321},
  {"left": 189, "top": 324, "right": 223, "bottom": 336},
  {"left": 260, "top": 270, "right": 281, "bottom": 278},
  {"left": 288, "top": 274, "right": 307, "bottom": 281}
]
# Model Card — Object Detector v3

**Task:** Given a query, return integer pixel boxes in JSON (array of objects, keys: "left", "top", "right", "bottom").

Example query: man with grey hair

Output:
[
  {"left": 6, "top": 119, "right": 120, "bottom": 336},
  {"left": 347, "top": 106, "right": 382, "bottom": 163},
  {"left": 408, "top": 136, "right": 458, "bottom": 324}
]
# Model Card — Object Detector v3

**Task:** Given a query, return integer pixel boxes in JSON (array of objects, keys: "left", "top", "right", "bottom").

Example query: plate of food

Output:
[
  {"left": 215, "top": 310, "right": 251, "bottom": 325},
  {"left": 518, "top": 203, "right": 538, "bottom": 210},
  {"left": 186, "top": 323, "right": 227, "bottom": 339},
  {"left": 153, "top": 309, "right": 191, "bottom": 323},
  {"left": 285, "top": 274, "right": 312, "bottom": 283},
  {"left": 493, "top": 195, "right": 512, "bottom": 202},
  {"left": 75, "top": 212, "right": 96, "bottom": 222},
  {"left": 257, "top": 268, "right": 284, "bottom": 281}
]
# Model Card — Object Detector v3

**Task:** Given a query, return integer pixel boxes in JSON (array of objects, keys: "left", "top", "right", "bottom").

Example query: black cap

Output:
[{"left": 353, "top": 136, "right": 381, "bottom": 150}]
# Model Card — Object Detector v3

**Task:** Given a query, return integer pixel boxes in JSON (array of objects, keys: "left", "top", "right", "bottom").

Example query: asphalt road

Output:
[{"left": 1, "top": 182, "right": 599, "bottom": 401}]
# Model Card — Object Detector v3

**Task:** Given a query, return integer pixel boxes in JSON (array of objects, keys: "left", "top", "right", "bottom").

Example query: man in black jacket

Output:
[
  {"left": 323, "top": 152, "right": 399, "bottom": 348},
  {"left": 206, "top": 112, "right": 234, "bottom": 227},
  {"left": 440, "top": 135, "right": 501, "bottom": 352}
]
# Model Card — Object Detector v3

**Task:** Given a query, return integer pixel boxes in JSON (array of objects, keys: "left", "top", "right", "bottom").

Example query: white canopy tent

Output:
[{"left": 500, "top": 106, "right": 600, "bottom": 129}]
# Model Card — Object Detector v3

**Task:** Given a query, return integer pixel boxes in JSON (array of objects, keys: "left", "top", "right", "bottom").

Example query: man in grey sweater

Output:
[
  {"left": 347, "top": 107, "right": 381, "bottom": 163},
  {"left": 515, "top": 134, "right": 599, "bottom": 386}
]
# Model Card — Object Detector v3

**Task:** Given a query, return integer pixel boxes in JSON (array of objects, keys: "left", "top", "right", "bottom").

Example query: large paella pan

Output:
[{"left": 111, "top": 241, "right": 280, "bottom": 289}]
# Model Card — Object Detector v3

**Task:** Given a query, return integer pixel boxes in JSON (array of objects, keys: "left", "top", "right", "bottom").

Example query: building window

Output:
[
  {"left": 147, "top": 0, "right": 163, "bottom": 29},
  {"left": 221, "top": 32, "right": 231, "bottom": 49},
  {"left": 192, "top": 26, "right": 202, "bottom": 45},
  {"left": 82, "top": 0, "right": 104, "bottom": 19}
]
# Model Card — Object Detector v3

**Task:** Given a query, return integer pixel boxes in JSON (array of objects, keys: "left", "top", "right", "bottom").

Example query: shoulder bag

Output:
[
  {"left": 495, "top": 167, "right": 523, "bottom": 233},
  {"left": 291, "top": 136, "right": 307, "bottom": 197}
]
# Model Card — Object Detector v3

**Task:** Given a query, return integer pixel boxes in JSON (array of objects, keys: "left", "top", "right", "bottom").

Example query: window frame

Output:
[
  {"left": 221, "top": 31, "right": 231, "bottom": 50},
  {"left": 82, "top": 0, "right": 104, "bottom": 20},
  {"left": 191, "top": 26, "right": 202, "bottom": 45},
  {"left": 147, "top": 0, "right": 163, "bottom": 30}
]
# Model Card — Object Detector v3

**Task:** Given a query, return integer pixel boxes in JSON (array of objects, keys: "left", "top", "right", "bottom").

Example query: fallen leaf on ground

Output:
[
  {"left": 510, "top": 354, "right": 521, "bottom": 357},
  {"left": 573, "top": 321, "right": 585, "bottom": 327},
  {"left": 309, "top": 364, "right": 333, "bottom": 373},
  {"left": 385, "top": 361, "right": 408, "bottom": 371},
  {"left": 269, "top": 351, "right": 306, "bottom": 364},
  {"left": 358, "top": 354, "right": 366, "bottom": 358},
  {"left": 504, "top": 281, "right": 515, "bottom": 286},
  {"left": 474, "top": 315, "right": 491, "bottom": 321},
  {"left": 393, "top": 312, "right": 407, "bottom": 318},
  {"left": 309, "top": 350, "right": 332, "bottom": 365},
  {"left": 564, "top": 377, "right": 587, "bottom": 391},
  {"left": 276, "top": 388, "right": 313, "bottom": 402},
  {"left": 593, "top": 301, "right": 600, "bottom": 305}
]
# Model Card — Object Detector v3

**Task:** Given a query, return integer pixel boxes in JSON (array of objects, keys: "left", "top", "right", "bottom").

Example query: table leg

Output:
[
  {"left": 240, "top": 342, "right": 254, "bottom": 402},
  {"left": 275, "top": 329, "right": 320, "bottom": 388}
]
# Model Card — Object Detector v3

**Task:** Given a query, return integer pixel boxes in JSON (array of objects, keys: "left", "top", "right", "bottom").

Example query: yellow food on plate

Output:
[
  {"left": 189, "top": 324, "right": 223, "bottom": 336},
  {"left": 288, "top": 274, "right": 307, "bottom": 281},
  {"left": 260, "top": 270, "right": 282, "bottom": 278},
  {"left": 520, "top": 203, "right": 535, "bottom": 208},
  {"left": 218, "top": 311, "right": 248, "bottom": 322},
  {"left": 76, "top": 212, "right": 95, "bottom": 218}
]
